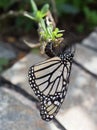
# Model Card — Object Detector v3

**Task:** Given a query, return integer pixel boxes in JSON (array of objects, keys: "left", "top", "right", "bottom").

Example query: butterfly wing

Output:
[{"left": 28, "top": 56, "right": 72, "bottom": 121}]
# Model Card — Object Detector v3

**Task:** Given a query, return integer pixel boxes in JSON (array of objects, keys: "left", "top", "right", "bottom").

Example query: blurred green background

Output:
[{"left": 0, "top": 0, "right": 97, "bottom": 37}]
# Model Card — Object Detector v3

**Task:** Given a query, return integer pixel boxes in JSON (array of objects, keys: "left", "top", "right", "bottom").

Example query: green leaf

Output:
[
  {"left": 35, "top": 11, "right": 41, "bottom": 20},
  {"left": 47, "top": 26, "right": 53, "bottom": 36},
  {"left": 41, "top": 4, "right": 49, "bottom": 14},
  {"left": 55, "top": 28, "right": 59, "bottom": 32},
  {"left": 24, "top": 13, "right": 36, "bottom": 21},
  {"left": 40, "top": 19, "right": 47, "bottom": 31},
  {"left": 53, "top": 28, "right": 59, "bottom": 36},
  {"left": 30, "top": 0, "right": 38, "bottom": 12},
  {"left": 56, "top": 33, "right": 63, "bottom": 38}
]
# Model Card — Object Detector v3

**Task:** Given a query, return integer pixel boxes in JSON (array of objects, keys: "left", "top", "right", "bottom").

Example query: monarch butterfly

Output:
[{"left": 28, "top": 42, "right": 75, "bottom": 121}]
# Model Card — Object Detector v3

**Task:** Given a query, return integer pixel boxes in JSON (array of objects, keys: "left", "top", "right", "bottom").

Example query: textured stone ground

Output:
[
  {"left": 0, "top": 42, "right": 17, "bottom": 60},
  {"left": 1, "top": 30, "right": 97, "bottom": 130},
  {"left": 0, "top": 87, "right": 51, "bottom": 130}
]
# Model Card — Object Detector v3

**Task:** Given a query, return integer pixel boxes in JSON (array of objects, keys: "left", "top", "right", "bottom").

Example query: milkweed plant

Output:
[{"left": 24, "top": 0, "right": 64, "bottom": 53}]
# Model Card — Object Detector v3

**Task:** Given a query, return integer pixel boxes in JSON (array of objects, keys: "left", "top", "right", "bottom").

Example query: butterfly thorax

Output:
[{"left": 60, "top": 51, "right": 74, "bottom": 63}]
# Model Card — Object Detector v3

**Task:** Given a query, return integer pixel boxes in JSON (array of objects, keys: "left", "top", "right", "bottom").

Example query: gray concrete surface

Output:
[
  {"left": 82, "top": 30, "right": 97, "bottom": 49},
  {"left": 0, "top": 87, "right": 54, "bottom": 130},
  {"left": 0, "top": 42, "right": 16, "bottom": 59}
]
